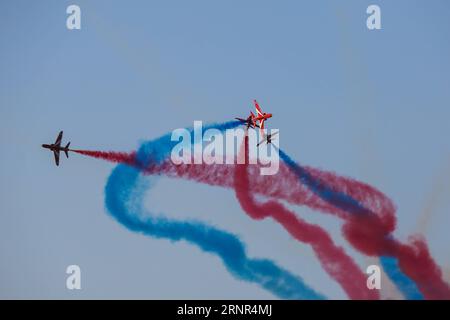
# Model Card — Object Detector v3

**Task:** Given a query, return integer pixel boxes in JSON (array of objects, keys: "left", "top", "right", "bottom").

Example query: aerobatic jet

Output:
[
  {"left": 235, "top": 113, "right": 259, "bottom": 129},
  {"left": 257, "top": 131, "right": 279, "bottom": 147},
  {"left": 236, "top": 100, "right": 272, "bottom": 132},
  {"left": 253, "top": 100, "right": 272, "bottom": 135},
  {"left": 42, "top": 131, "right": 71, "bottom": 166}
]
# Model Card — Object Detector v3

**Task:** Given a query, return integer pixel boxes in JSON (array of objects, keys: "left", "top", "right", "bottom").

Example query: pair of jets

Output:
[{"left": 235, "top": 100, "right": 278, "bottom": 147}]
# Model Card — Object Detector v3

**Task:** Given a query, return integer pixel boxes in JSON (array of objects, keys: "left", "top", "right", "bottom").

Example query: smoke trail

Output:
[
  {"left": 75, "top": 121, "right": 450, "bottom": 299},
  {"left": 380, "top": 256, "right": 424, "bottom": 300},
  {"left": 136, "top": 120, "right": 242, "bottom": 166},
  {"left": 72, "top": 150, "right": 136, "bottom": 166},
  {"left": 278, "top": 149, "right": 450, "bottom": 299},
  {"left": 416, "top": 160, "right": 450, "bottom": 235},
  {"left": 77, "top": 146, "right": 450, "bottom": 298},
  {"left": 234, "top": 134, "right": 378, "bottom": 299},
  {"left": 102, "top": 121, "right": 325, "bottom": 299},
  {"left": 278, "top": 149, "right": 375, "bottom": 217}
]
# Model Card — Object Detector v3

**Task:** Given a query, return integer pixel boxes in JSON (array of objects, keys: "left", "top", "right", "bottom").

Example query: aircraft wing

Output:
[
  {"left": 54, "top": 131, "right": 63, "bottom": 147},
  {"left": 257, "top": 137, "right": 267, "bottom": 147},
  {"left": 268, "top": 131, "right": 279, "bottom": 143},
  {"left": 257, "top": 131, "right": 278, "bottom": 147},
  {"left": 53, "top": 150, "right": 60, "bottom": 166},
  {"left": 254, "top": 100, "right": 263, "bottom": 116}
]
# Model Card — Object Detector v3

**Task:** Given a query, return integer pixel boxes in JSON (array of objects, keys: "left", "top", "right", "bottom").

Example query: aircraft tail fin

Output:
[{"left": 64, "top": 142, "right": 70, "bottom": 158}]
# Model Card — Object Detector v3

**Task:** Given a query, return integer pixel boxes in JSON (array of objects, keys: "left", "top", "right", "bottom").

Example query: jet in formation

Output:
[{"left": 42, "top": 131, "right": 71, "bottom": 166}]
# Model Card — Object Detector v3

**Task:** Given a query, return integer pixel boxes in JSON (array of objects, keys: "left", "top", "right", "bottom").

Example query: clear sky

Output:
[{"left": 1, "top": 0, "right": 449, "bottom": 299}]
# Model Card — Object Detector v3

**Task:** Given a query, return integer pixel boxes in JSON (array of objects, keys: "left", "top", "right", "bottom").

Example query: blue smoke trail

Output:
[
  {"left": 279, "top": 149, "right": 369, "bottom": 215},
  {"left": 278, "top": 148, "right": 424, "bottom": 299},
  {"left": 104, "top": 121, "right": 325, "bottom": 299},
  {"left": 136, "top": 120, "right": 243, "bottom": 166},
  {"left": 380, "top": 256, "right": 424, "bottom": 300}
]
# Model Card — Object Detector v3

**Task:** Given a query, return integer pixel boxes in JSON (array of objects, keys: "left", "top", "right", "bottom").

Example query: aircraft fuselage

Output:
[
  {"left": 255, "top": 113, "right": 272, "bottom": 121},
  {"left": 42, "top": 144, "right": 67, "bottom": 151}
]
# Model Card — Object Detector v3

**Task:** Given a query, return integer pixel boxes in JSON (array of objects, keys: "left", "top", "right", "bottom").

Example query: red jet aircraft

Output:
[
  {"left": 236, "top": 100, "right": 273, "bottom": 134},
  {"left": 253, "top": 100, "right": 273, "bottom": 134}
]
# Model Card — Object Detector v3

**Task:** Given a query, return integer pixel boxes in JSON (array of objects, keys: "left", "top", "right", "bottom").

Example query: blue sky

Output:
[{"left": 1, "top": 0, "right": 449, "bottom": 298}]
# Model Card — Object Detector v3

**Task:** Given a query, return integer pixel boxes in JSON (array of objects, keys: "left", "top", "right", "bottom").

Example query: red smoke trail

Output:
[
  {"left": 76, "top": 148, "right": 450, "bottom": 299},
  {"left": 72, "top": 150, "right": 136, "bottom": 166},
  {"left": 152, "top": 161, "right": 450, "bottom": 298},
  {"left": 233, "top": 134, "right": 378, "bottom": 299},
  {"left": 342, "top": 215, "right": 450, "bottom": 299}
]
